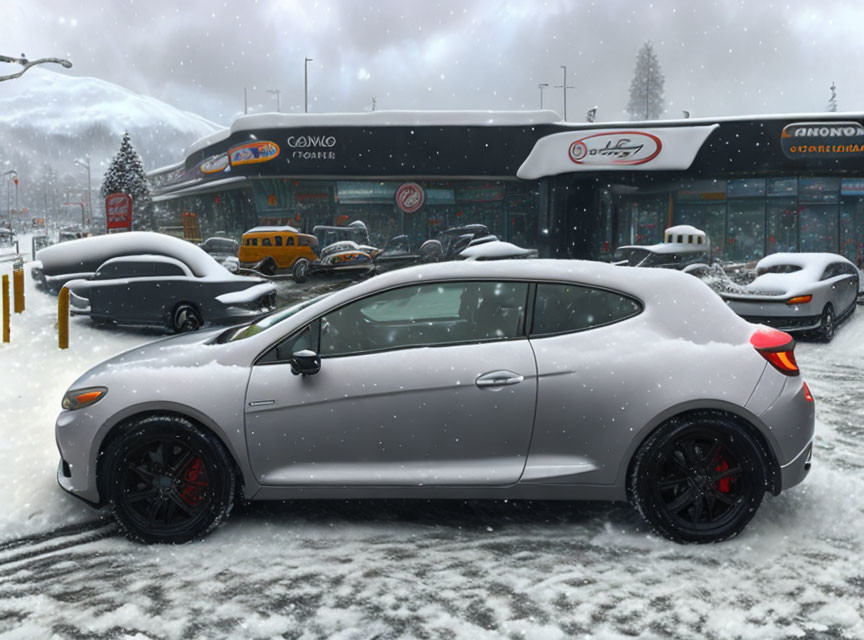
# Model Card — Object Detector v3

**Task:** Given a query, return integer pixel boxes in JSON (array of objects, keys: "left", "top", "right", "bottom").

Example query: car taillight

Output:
[
  {"left": 750, "top": 328, "right": 799, "bottom": 376},
  {"left": 786, "top": 294, "right": 812, "bottom": 305}
]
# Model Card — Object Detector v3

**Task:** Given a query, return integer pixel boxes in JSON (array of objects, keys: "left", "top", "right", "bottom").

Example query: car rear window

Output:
[
  {"left": 757, "top": 264, "right": 801, "bottom": 275},
  {"left": 531, "top": 283, "right": 642, "bottom": 336}
]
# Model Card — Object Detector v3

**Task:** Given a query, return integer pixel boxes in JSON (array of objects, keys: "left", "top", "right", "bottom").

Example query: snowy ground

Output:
[{"left": 1, "top": 260, "right": 863, "bottom": 640}]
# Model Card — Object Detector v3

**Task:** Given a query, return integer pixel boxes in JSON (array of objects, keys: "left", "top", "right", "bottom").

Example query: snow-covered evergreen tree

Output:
[
  {"left": 100, "top": 131, "right": 152, "bottom": 228},
  {"left": 827, "top": 82, "right": 838, "bottom": 112},
  {"left": 626, "top": 42, "right": 665, "bottom": 120}
]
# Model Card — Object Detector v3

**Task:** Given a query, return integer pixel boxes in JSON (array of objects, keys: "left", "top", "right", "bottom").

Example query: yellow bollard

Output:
[
  {"left": 2, "top": 274, "right": 9, "bottom": 343},
  {"left": 58, "top": 287, "right": 69, "bottom": 350},
  {"left": 12, "top": 266, "right": 24, "bottom": 313}
]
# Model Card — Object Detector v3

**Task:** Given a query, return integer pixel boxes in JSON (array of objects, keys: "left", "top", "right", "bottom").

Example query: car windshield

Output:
[{"left": 225, "top": 295, "right": 324, "bottom": 342}]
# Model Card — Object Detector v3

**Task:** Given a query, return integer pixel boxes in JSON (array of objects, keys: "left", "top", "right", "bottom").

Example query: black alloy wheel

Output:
[
  {"left": 104, "top": 416, "right": 235, "bottom": 543},
  {"left": 630, "top": 414, "right": 767, "bottom": 543},
  {"left": 172, "top": 303, "right": 202, "bottom": 333},
  {"left": 817, "top": 305, "right": 835, "bottom": 343}
]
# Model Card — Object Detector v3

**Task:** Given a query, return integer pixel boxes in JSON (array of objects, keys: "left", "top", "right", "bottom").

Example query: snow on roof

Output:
[
  {"left": 619, "top": 242, "right": 709, "bottom": 255},
  {"left": 184, "top": 110, "right": 562, "bottom": 157},
  {"left": 36, "top": 232, "right": 230, "bottom": 279},
  {"left": 756, "top": 252, "right": 851, "bottom": 273},
  {"left": 244, "top": 226, "right": 300, "bottom": 234}
]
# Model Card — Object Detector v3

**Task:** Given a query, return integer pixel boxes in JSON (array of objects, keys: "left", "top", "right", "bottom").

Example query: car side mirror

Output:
[{"left": 290, "top": 349, "right": 321, "bottom": 376}]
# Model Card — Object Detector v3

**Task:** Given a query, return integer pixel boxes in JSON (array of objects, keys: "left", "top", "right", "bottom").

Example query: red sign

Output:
[
  {"left": 395, "top": 182, "right": 425, "bottom": 213},
  {"left": 568, "top": 131, "right": 662, "bottom": 166},
  {"left": 105, "top": 193, "right": 133, "bottom": 230}
]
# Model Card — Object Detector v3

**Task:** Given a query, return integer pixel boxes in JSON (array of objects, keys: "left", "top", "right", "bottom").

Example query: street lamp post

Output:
[
  {"left": 266, "top": 89, "right": 281, "bottom": 112},
  {"left": 538, "top": 83, "right": 549, "bottom": 109},
  {"left": 304, "top": 57, "right": 313, "bottom": 113},
  {"left": 0, "top": 53, "right": 72, "bottom": 82},
  {"left": 2, "top": 170, "right": 17, "bottom": 233},
  {"left": 554, "top": 66, "right": 574, "bottom": 121},
  {"left": 73, "top": 155, "right": 92, "bottom": 227}
]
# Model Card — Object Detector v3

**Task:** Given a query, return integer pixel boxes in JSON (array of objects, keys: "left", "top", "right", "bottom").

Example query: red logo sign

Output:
[
  {"left": 568, "top": 131, "right": 662, "bottom": 166},
  {"left": 395, "top": 182, "right": 425, "bottom": 213},
  {"left": 105, "top": 193, "right": 133, "bottom": 230}
]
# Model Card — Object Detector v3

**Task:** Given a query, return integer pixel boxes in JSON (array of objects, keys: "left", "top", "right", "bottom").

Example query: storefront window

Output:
[
  {"left": 840, "top": 197, "right": 864, "bottom": 267},
  {"left": 766, "top": 199, "right": 797, "bottom": 254},
  {"left": 727, "top": 200, "right": 765, "bottom": 261},
  {"left": 800, "top": 204, "right": 839, "bottom": 252}
]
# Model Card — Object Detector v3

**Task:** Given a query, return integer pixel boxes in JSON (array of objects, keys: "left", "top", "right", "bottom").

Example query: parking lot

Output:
[{"left": 0, "top": 265, "right": 862, "bottom": 639}]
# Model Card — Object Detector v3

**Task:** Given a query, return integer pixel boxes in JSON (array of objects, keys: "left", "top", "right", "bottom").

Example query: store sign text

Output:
[
  {"left": 781, "top": 121, "right": 864, "bottom": 159},
  {"left": 568, "top": 131, "right": 662, "bottom": 166},
  {"left": 286, "top": 134, "right": 337, "bottom": 161}
]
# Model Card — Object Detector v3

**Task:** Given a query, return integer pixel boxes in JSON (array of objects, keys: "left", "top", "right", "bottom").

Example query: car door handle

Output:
[{"left": 475, "top": 370, "right": 525, "bottom": 388}]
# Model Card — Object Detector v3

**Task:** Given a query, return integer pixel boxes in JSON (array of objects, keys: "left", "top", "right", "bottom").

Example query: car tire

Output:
[
  {"left": 629, "top": 412, "right": 768, "bottom": 544},
  {"left": 172, "top": 303, "right": 203, "bottom": 333},
  {"left": 259, "top": 257, "right": 278, "bottom": 276},
  {"left": 816, "top": 305, "right": 835, "bottom": 342},
  {"left": 103, "top": 415, "right": 236, "bottom": 544},
  {"left": 292, "top": 258, "right": 311, "bottom": 283}
]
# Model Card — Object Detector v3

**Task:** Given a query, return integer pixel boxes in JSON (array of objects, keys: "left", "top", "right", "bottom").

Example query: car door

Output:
[
  {"left": 525, "top": 282, "right": 646, "bottom": 486},
  {"left": 244, "top": 280, "right": 537, "bottom": 486}
]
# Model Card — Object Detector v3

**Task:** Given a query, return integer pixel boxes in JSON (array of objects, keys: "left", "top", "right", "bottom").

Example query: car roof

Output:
[{"left": 244, "top": 226, "right": 300, "bottom": 234}]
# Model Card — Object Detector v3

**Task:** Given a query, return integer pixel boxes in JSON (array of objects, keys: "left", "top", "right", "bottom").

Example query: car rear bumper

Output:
[
  {"left": 779, "top": 440, "right": 813, "bottom": 491},
  {"left": 740, "top": 314, "right": 821, "bottom": 332}
]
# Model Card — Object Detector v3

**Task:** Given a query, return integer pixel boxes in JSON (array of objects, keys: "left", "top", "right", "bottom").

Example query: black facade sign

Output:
[{"left": 781, "top": 121, "right": 864, "bottom": 160}]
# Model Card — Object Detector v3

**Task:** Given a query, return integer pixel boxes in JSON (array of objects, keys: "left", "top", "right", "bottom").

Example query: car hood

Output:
[{"left": 68, "top": 327, "right": 237, "bottom": 389}]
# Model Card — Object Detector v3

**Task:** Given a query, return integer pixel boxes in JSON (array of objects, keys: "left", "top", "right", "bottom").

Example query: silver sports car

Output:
[
  {"left": 717, "top": 253, "right": 858, "bottom": 342},
  {"left": 55, "top": 260, "right": 814, "bottom": 544}
]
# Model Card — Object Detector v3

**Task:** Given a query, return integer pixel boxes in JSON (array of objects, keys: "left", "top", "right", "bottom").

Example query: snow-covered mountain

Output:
[{"left": 0, "top": 69, "right": 223, "bottom": 185}]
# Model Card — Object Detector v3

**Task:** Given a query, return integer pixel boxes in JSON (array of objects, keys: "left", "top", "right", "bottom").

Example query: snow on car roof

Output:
[
  {"left": 756, "top": 252, "right": 852, "bottom": 273},
  {"left": 459, "top": 240, "right": 537, "bottom": 260},
  {"left": 244, "top": 226, "right": 300, "bottom": 234},
  {"left": 746, "top": 252, "right": 853, "bottom": 295},
  {"left": 36, "top": 231, "right": 230, "bottom": 279},
  {"left": 618, "top": 242, "right": 708, "bottom": 255}
]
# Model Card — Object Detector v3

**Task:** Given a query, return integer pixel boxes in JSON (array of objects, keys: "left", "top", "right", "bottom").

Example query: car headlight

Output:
[{"left": 61, "top": 387, "right": 107, "bottom": 411}]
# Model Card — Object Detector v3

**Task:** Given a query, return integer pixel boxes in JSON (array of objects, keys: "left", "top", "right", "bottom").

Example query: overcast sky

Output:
[{"left": 1, "top": 0, "right": 861, "bottom": 126}]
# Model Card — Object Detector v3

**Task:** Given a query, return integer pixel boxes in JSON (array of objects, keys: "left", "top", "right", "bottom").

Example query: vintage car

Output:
[
  {"left": 237, "top": 226, "right": 319, "bottom": 281},
  {"left": 34, "top": 231, "right": 216, "bottom": 293},
  {"left": 65, "top": 251, "right": 276, "bottom": 333},
  {"left": 614, "top": 225, "right": 712, "bottom": 270}
]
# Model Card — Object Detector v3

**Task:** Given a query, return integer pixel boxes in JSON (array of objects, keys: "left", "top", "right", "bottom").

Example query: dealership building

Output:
[{"left": 150, "top": 111, "right": 864, "bottom": 266}]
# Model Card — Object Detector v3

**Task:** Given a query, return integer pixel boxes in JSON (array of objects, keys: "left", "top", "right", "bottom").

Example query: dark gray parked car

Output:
[
  {"left": 67, "top": 253, "right": 276, "bottom": 332},
  {"left": 55, "top": 260, "right": 814, "bottom": 544}
]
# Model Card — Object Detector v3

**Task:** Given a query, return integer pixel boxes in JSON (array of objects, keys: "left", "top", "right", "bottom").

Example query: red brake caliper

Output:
[
  {"left": 714, "top": 455, "right": 731, "bottom": 493},
  {"left": 179, "top": 457, "right": 208, "bottom": 506}
]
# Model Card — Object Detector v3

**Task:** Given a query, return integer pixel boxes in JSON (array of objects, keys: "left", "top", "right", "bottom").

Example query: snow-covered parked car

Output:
[
  {"left": 36, "top": 232, "right": 276, "bottom": 332},
  {"left": 34, "top": 231, "right": 222, "bottom": 293},
  {"left": 709, "top": 253, "right": 858, "bottom": 342},
  {"left": 56, "top": 260, "right": 814, "bottom": 544},
  {"left": 614, "top": 225, "right": 711, "bottom": 270}
]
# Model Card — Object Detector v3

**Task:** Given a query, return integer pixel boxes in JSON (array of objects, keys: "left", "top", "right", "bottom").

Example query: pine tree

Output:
[
  {"left": 100, "top": 131, "right": 152, "bottom": 228},
  {"left": 626, "top": 42, "right": 665, "bottom": 121},
  {"left": 827, "top": 81, "right": 838, "bottom": 112}
]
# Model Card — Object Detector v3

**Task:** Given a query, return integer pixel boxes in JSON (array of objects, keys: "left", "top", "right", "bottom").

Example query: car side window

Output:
[
  {"left": 258, "top": 320, "right": 320, "bottom": 364},
  {"left": 285, "top": 236, "right": 295, "bottom": 246},
  {"left": 531, "top": 283, "right": 642, "bottom": 337},
  {"left": 96, "top": 262, "right": 155, "bottom": 279},
  {"left": 154, "top": 262, "right": 186, "bottom": 277},
  {"left": 319, "top": 281, "right": 528, "bottom": 357},
  {"left": 274, "top": 236, "right": 283, "bottom": 247},
  {"left": 262, "top": 237, "right": 272, "bottom": 247}
]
